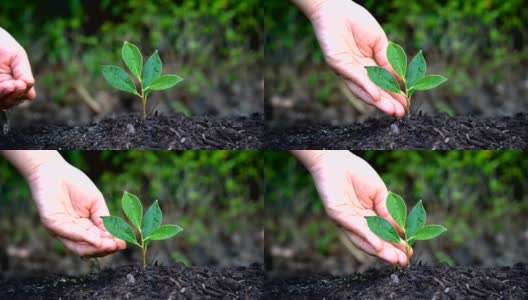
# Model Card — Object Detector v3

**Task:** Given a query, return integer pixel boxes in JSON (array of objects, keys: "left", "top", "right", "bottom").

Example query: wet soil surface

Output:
[
  {"left": 266, "top": 113, "right": 528, "bottom": 149},
  {"left": 0, "top": 263, "right": 263, "bottom": 300},
  {"left": 265, "top": 263, "right": 528, "bottom": 299},
  {"left": 0, "top": 113, "right": 263, "bottom": 150}
]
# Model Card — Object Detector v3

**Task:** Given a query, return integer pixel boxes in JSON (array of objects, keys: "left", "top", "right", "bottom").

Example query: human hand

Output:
[
  {"left": 0, "top": 28, "right": 36, "bottom": 110},
  {"left": 21, "top": 153, "right": 126, "bottom": 256},
  {"left": 292, "top": 150, "right": 411, "bottom": 266},
  {"left": 293, "top": 0, "right": 406, "bottom": 117}
]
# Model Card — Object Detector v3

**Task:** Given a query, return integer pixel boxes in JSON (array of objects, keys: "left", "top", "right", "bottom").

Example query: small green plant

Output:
[
  {"left": 365, "top": 192, "right": 447, "bottom": 265},
  {"left": 365, "top": 41, "right": 447, "bottom": 116},
  {"left": 102, "top": 41, "right": 183, "bottom": 118},
  {"left": 101, "top": 191, "right": 183, "bottom": 268}
]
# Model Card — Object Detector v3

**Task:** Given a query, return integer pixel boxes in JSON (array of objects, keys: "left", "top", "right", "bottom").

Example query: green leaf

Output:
[
  {"left": 365, "top": 216, "right": 401, "bottom": 243},
  {"left": 406, "top": 200, "right": 426, "bottom": 237},
  {"left": 411, "top": 225, "right": 447, "bottom": 240},
  {"left": 146, "top": 75, "right": 183, "bottom": 91},
  {"left": 101, "top": 216, "right": 139, "bottom": 245},
  {"left": 406, "top": 50, "right": 426, "bottom": 87},
  {"left": 146, "top": 224, "right": 183, "bottom": 241},
  {"left": 410, "top": 75, "right": 447, "bottom": 91},
  {"left": 121, "top": 191, "right": 143, "bottom": 230},
  {"left": 386, "top": 192, "right": 407, "bottom": 229},
  {"left": 365, "top": 66, "right": 401, "bottom": 93},
  {"left": 142, "top": 200, "right": 162, "bottom": 238},
  {"left": 387, "top": 42, "right": 407, "bottom": 78},
  {"left": 101, "top": 65, "right": 137, "bottom": 94},
  {"left": 122, "top": 41, "right": 143, "bottom": 79},
  {"left": 142, "top": 50, "right": 162, "bottom": 87}
]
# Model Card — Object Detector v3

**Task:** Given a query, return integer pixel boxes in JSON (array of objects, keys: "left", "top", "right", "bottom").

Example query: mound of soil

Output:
[
  {"left": 265, "top": 263, "right": 528, "bottom": 299},
  {"left": 0, "top": 113, "right": 263, "bottom": 150},
  {"left": 266, "top": 113, "right": 528, "bottom": 149},
  {"left": 0, "top": 263, "right": 263, "bottom": 300}
]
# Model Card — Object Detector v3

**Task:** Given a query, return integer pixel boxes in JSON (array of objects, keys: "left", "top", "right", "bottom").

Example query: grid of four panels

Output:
[{"left": 0, "top": 1, "right": 527, "bottom": 299}]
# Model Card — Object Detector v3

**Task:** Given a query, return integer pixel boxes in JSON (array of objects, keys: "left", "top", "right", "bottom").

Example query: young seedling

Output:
[
  {"left": 365, "top": 41, "right": 447, "bottom": 116},
  {"left": 101, "top": 191, "right": 183, "bottom": 268},
  {"left": 101, "top": 41, "right": 183, "bottom": 118},
  {"left": 365, "top": 192, "right": 447, "bottom": 265}
]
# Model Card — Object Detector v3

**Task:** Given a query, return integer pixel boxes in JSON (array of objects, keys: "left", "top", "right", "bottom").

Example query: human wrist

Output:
[
  {"left": 292, "top": 0, "right": 350, "bottom": 20},
  {"left": 291, "top": 150, "right": 351, "bottom": 174},
  {"left": 1, "top": 150, "right": 65, "bottom": 181},
  {"left": 291, "top": 0, "right": 327, "bottom": 19}
]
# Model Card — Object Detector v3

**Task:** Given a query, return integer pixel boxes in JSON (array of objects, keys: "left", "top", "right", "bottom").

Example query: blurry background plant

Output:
[
  {"left": 0, "top": 0, "right": 263, "bottom": 125},
  {"left": 266, "top": 0, "right": 528, "bottom": 124},
  {"left": 265, "top": 151, "right": 528, "bottom": 276},
  {"left": 0, "top": 151, "right": 263, "bottom": 276}
]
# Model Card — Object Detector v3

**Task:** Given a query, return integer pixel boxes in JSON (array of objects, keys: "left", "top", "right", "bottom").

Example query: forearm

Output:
[{"left": 1, "top": 150, "right": 64, "bottom": 180}]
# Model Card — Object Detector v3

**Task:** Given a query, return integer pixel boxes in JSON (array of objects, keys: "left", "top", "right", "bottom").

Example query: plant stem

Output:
[
  {"left": 141, "top": 96, "right": 147, "bottom": 118},
  {"left": 405, "top": 94, "right": 411, "bottom": 117},
  {"left": 402, "top": 79, "right": 411, "bottom": 117},
  {"left": 138, "top": 79, "right": 147, "bottom": 119},
  {"left": 138, "top": 229, "right": 147, "bottom": 269},
  {"left": 402, "top": 230, "right": 411, "bottom": 267},
  {"left": 142, "top": 245, "right": 147, "bottom": 269}
]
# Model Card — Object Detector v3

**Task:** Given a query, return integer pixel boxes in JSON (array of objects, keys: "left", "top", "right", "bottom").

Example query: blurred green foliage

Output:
[
  {"left": 0, "top": 151, "right": 263, "bottom": 258},
  {"left": 266, "top": 0, "right": 528, "bottom": 102},
  {"left": 0, "top": 0, "right": 262, "bottom": 105},
  {"left": 265, "top": 151, "right": 528, "bottom": 260}
]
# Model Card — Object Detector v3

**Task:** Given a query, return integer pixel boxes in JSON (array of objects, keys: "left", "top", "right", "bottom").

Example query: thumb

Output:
[
  {"left": 12, "top": 50, "right": 35, "bottom": 87},
  {"left": 373, "top": 189, "right": 405, "bottom": 233},
  {"left": 373, "top": 37, "right": 402, "bottom": 82},
  {"left": 90, "top": 194, "right": 111, "bottom": 232}
]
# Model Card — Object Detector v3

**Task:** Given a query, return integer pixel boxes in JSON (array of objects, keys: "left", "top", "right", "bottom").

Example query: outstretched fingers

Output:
[
  {"left": 58, "top": 237, "right": 122, "bottom": 257},
  {"left": 343, "top": 230, "right": 409, "bottom": 266},
  {"left": 344, "top": 80, "right": 398, "bottom": 116},
  {"left": 333, "top": 214, "right": 385, "bottom": 252}
]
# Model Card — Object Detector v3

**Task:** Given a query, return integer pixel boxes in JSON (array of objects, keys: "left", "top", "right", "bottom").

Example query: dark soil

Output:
[
  {"left": 0, "top": 263, "right": 263, "bottom": 300},
  {"left": 266, "top": 113, "right": 528, "bottom": 149},
  {"left": 0, "top": 113, "right": 263, "bottom": 150},
  {"left": 265, "top": 263, "right": 528, "bottom": 299}
]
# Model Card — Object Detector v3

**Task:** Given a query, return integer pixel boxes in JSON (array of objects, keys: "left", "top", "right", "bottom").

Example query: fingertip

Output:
[
  {"left": 115, "top": 239, "right": 126, "bottom": 249},
  {"left": 101, "top": 238, "right": 116, "bottom": 252},
  {"left": 376, "top": 98, "right": 395, "bottom": 116},
  {"left": 394, "top": 102, "right": 405, "bottom": 118},
  {"left": 27, "top": 87, "right": 36, "bottom": 100},
  {"left": 22, "top": 77, "right": 34, "bottom": 87},
  {"left": 379, "top": 247, "right": 399, "bottom": 265},
  {"left": 399, "top": 251, "right": 409, "bottom": 266}
]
